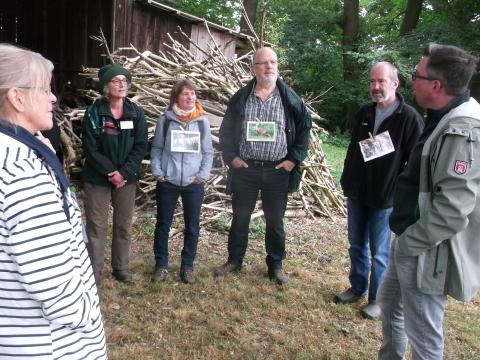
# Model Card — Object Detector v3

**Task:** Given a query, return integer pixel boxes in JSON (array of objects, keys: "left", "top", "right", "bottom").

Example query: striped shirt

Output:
[
  {"left": 239, "top": 87, "right": 287, "bottom": 161},
  {"left": 0, "top": 133, "right": 107, "bottom": 359}
]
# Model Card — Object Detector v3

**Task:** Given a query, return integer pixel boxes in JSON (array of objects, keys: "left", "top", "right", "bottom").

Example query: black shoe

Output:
[
  {"left": 334, "top": 288, "right": 366, "bottom": 304},
  {"left": 214, "top": 262, "right": 241, "bottom": 277},
  {"left": 112, "top": 270, "right": 132, "bottom": 283},
  {"left": 152, "top": 267, "right": 168, "bottom": 283},
  {"left": 180, "top": 268, "right": 195, "bottom": 284},
  {"left": 268, "top": 268, "right": 289, "bottom": 285}
]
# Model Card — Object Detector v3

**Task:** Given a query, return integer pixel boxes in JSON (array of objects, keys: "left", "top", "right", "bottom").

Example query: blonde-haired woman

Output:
[{"left": 0, "top": 44, "right": 107, "bottom": 359}]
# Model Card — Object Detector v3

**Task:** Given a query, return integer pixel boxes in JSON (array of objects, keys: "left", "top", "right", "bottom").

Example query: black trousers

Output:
[{"left": 227, "top": 165, "right": 289, "bottom": 269}]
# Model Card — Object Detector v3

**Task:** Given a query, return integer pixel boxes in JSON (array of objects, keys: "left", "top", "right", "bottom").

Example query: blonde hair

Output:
[{"left": 0, "top": 43, "right": 54, "bottom": 108}]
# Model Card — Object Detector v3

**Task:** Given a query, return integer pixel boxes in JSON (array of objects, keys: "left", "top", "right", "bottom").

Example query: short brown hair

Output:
[{"left": 170, "top": 79, "right": 196, "bottom": 105}]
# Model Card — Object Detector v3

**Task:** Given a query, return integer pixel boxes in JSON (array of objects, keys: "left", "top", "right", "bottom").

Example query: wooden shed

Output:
[{"left": 0, "top": 0, "right": 253, "bottom": 93}]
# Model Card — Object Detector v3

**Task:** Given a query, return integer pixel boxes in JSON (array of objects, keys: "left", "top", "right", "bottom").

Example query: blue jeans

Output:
[
  {"left": 378, "top": 239, "right": 445, "bottom": 359},
  {"left": 227, "top": 166, "right": 289, "bottom": 269},
  {"left": 347, "top": 198, "right": 393, "bottom": 303},
  {"left": 153, "top": 181, "right": 205, "bottom": 269}
]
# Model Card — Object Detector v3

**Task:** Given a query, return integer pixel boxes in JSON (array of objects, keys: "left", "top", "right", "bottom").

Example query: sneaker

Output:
[
  {"left": 213, "top": 262, "right": 241, "bottom": 277},
  {"left": 180, "top": 268, "right": 195, "bottom": 284},
  {"left": 334, "top": 288, "right": 366, "bottom": 304},
  {"left": 112, "top": 270, "right": 132, "bottom": 283},
  {"left": 361, "top": 302, "right": 381, "bottom": 320},
  {"left": 268, "top": 267, "right": 289, "bottom": 285},
  {"left": 152, "top": 267, "right": 168, "bottom": 282}
]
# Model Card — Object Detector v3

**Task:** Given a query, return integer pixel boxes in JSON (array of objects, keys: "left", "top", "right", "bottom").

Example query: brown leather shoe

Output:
[
  {"left": 180, "top": 268, "right": 195, "bottom": 284},
  {"left": 214, "top": 262, "right": 241, "bottom": 277},
  {"left": 268, "top": 268, "right": 289, "bottom": 285},
  {"left": 152, "top": 267, "right": 168, "bottom": 282}
]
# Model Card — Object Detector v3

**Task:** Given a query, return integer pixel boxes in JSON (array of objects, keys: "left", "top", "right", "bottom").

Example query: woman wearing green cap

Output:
[{"left": 82, "top": 63, "right": 148, "bottom": 287}]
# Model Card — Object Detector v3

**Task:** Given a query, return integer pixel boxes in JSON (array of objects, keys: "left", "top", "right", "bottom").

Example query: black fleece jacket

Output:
[{"left": 340, "top": 94, "right": 424, "bottom": 209}]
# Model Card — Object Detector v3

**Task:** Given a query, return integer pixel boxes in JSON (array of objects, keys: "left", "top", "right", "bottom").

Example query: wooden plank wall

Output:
[
  {"left": 190, "top": 24, "right": 236, "bottom": 61},
  {"left": 113, "top": 0, "right": 242, "bottom": 62},
  {"left": 113, "top": 0, "right": 192, "bottom": 56},
  {"left": 0, "top": 0, "right": 245, "bottom": 92},
  {"left": 0, "top": 0, "right": 113, "bottom": 92}
]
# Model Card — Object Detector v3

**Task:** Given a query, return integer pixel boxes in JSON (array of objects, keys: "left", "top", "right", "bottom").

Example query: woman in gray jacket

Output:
[{"left": 151, "top": 79, "right": 213, "bottom": 284}]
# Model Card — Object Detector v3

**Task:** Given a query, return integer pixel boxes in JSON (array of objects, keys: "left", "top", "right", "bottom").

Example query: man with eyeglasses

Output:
[
  {"left": 336, "top": 62, "right": 423, "bottom": 319},
  {"left": 378, "top": 44, "right": 480, "bottom": 359},
  {"left": 215, "top": 47, "right": 312, "bottom": 284}
]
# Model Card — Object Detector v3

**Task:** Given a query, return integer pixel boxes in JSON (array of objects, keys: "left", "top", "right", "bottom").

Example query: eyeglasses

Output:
[
  {"left": 110, "top": 78, "right": 130, "bottom": 86},
  {"left": 253, "top": 60, "right": 278, "bottom": 66},
  {"left": 19, "top": 86, "right": 52, "bottom": 95},
  {"left": 411, "top": 70, "right": 437, "bottom": 82}
]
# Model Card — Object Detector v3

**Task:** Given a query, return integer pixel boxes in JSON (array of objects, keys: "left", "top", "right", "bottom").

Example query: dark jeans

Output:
[
  {"left": 347, "top": 197, "right": 393, "bottom": 303},
  {"left": 154, "top": 181, "right": 205, "bottom": 270},
  {"left": 228, "top": 166, "right": 289, "bottom": 269}
]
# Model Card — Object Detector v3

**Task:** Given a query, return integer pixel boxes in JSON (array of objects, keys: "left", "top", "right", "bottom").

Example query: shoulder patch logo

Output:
[{"left": 454, "top": 160, "right": 468, "bottom": 175}]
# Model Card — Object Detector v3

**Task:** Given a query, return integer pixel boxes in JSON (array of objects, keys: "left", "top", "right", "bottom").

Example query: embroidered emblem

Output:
[{"left": 454, "top": 160, "right": 468, "bottom": 175}]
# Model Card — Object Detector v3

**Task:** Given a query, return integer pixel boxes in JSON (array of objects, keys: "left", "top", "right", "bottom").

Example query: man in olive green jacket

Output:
[
  {"left": 215, "top": 47, "right": 311, "bottom": 284},
  {"left": 378, "top": 44, "right": 479, "bottom": 360}
]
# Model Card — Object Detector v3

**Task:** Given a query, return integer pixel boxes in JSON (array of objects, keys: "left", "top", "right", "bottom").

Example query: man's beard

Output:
[
  {"left": 257, "top": 74, "right": 277, "bottom": 87},
  {"left": 371, "top": 91, "right": 387, "bottom": 103}
]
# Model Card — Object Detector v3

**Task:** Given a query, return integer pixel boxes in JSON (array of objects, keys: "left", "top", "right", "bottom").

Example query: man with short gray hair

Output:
[
  {"left": 215, "top": 47, "right": 311, "bottom": 284},
  {"left": 336, "top": 61, "right": 423, "bottom": 319},
  {"left": 378, "top": 44, "right": 480, "bottom": 359}
]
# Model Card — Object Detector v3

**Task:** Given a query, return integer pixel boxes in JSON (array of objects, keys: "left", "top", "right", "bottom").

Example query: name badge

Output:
[
  {"left": 120, "top": 121, "right": 134, "bottom": 129},
  {"left": 246, "top": 121, "right": 276, "bottom": 142},
  {"left": 171, "top": 130, "right": 201, "bottom": 153},
  {"left": 358, "top": 130, "right": 395, "bottom": 162}
]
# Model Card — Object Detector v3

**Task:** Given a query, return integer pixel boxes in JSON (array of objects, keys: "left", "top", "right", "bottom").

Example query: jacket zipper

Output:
[
  {"left": 180, "top": 121, "right": 188, "bottom": 187},
  {"left": 433, "top": 245, "right": 441, "bottom": 277}
]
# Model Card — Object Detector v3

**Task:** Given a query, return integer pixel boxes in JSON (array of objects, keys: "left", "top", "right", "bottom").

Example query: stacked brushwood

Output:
[{"left": 59, "top": 30, "right": 345, "bottom": 226}]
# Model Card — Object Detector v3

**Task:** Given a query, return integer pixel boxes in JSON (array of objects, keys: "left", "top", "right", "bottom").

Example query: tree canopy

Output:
[{"left": 170, "top": 0, "right": 480, "bottom": 130}]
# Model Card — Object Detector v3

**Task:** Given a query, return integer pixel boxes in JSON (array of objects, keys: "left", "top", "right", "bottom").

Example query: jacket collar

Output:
[
  {"left": 0, "top": 120, "right": 70, "bottom": 219},
  {"left": 426, "top": 90, "right": 470, "bottom": 124},
  {"left": 95, "top": 96, "right": 137, "bottom": 119}
]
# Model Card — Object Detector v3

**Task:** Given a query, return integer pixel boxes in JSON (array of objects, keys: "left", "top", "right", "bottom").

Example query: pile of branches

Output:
[{"left": 59, "top": 28, "right": 345, "bottom": 222}]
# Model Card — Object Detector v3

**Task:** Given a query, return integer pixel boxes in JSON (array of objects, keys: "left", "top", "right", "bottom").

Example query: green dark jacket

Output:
[
  {"left": 219, "top": 78, "right": 312, "bottom": 192},
  {"left": 82, "top": 97, "right": 148, "bottom": 187}
]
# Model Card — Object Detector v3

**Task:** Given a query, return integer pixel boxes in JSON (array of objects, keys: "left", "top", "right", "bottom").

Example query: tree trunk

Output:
[
  {"left": 240, "top": 0, "right": 259, "bottom": 35},
  {"left": 342, "top": 0, "right": 360, "bottom": 131},
  {"left": 399, "top": 0, "right": 423, "bottom": 36}
]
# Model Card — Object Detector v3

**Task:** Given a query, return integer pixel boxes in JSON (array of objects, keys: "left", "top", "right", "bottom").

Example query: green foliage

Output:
[
  {"left": 212, "top": 212, "right": 231, "bottom": 233},
  {"left": 168, "top": 0, "right": 480, "bottom": 130},
  {"left": 167, "top": 0, "right": 241, "bottom": 28},
  {"left": 319, "top": 131, "right": 349, "bottom": 186},
  {"left": 249, "top": 217, "right": 266, "bottom": 237},
  {"left": 262, "top": 0, "right": 347, "bottom": 128},
  {"left": 136, "top": 217, "right": 156, "bottom": 238}
]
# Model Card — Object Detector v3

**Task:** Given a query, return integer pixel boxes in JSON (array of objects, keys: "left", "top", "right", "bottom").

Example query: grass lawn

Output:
[
  {"left": 318, "top": 131, "right": 349, "bottom": 186},
  {"left": 98, "top": 132, "right": 480, "bottom": 359}
]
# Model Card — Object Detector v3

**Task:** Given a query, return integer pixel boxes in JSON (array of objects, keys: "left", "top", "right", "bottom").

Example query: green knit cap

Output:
[{"left": 98, "top": 63, "right": 132, "bottom": 89}]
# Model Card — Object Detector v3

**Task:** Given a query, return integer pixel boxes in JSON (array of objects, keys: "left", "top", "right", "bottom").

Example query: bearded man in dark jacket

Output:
[
  {"left": 335, "top": 62, "right": 423, "bottom": 319},
  {"left": 214, "top": 47, "right": 311, "bottom": 285}
]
